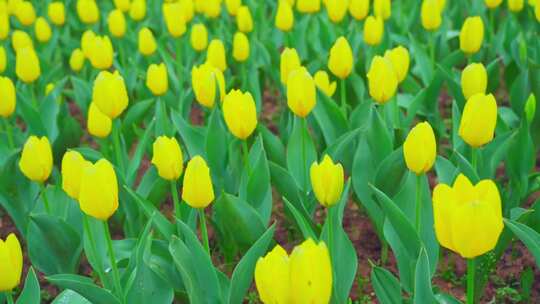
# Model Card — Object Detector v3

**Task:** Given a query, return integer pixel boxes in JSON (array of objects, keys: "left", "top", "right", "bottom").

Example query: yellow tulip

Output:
[
  {"left": 70, "top": 48, "right": 85, "bottom": 72},
  {"left": 194, "top": 0, "right": 205, "bottom": 12},
  {"left": 328, "top": 36, "right": 353, "bottom": 79},
  {"left": 182, "top": 155, "right": 215, "bottom": 209},
  {"left": 384, "top": 46, "right": 410, "bottom": 83},
  {"left": 206, "top": 39, "right": 227, "bottom": 71},
  {"left": 146, "top": 63, "right": 169, "bottom": 96},
  {"left": 459, "top": 16, "right": 484, "bottom": 55},
  {"left": 138, "top": 27, "right": 157, "bottom": 56},
  {"left": 19, "top": 136, "right": 53, "bottom": 182},
  {"left": 432, "top": 174, "right": 503, "bottom": 258},
  {"left": 88, "top": 35, "right": 114, "bottom": 70},
  {"left": 203, "top": 0, "right": 221, "bottom": 18},
  {"left": 297, "top": 0, "right": 321, "bottom": 13},
  {"left": 280, "top": 48, "right": 301, "bottom": 85},
  {"left": 35, "top": 17, "right": 52, "bottom": 43},
  {"left": 459, "top": 93, "right": 497, "bottom": 147},
  {"left": 225, "top": 0, "right": 241, "bottom": 15},
  {"left": 0, "top": 233, "right": 22, "bottom": 292},
  {"left": 16, "top": 47, "right": 40, "bottom": 83},
  {"left": 87, "top": 102, "right": 112, "bottom": 138},
  {"left": 373, "top": 0, "right": 391, "bottom": 20},
  {"left": 348, "top": 0, "right": 369, "bottom": 20},
  {"left": 275, "top": 0, "right": 294, "bottom": 31},
  {"left": 484, "top": 0, "right": 503, "bottom": 8},
  {"left": 79, "top": 159, "right": 119, "bottom": 221},
  {"left": 536, "top": 2, "right": 540, "bottom": 21},
  {"left": 287, "top": 67, "right": 316, "bottom": 118},
  {"left": 14, "top": 1, "right": 35, "bottom": 26},
  {"left": 163, "top": 2, "right": 186, "bottom": 37},
  {"left": 367, "top": 56, "right": 397, "bottom": 104},
  {"left": 222, "top": 89, "right": 258, "bottom": 139},
  {"left": 11, "top": 30, "right": 33, "bottom": 52},
  {"left": 364, "top": 15, "right": 384, "bottom": 46},
  {"left": 45, "top": 83, "right": 54, "bottom": 96},
  {"left": 191, "top": 62, "right": 226, "bottom": 108},
  {"left": 48, "top": 2, "right": 65, "bottom": 26},
  {"left": 508, "top": 0, "right": 524, "bottom": 11},
  {"left": 461, "top": 63, "right": 487, "bottom": 100},
  {"left": 108, "top": 9, "right": 126, "bottom": 38},
  {"left": 236, "top": 5, "right": 253, "bottom": 33},
  {"left": 7, "top": 0, "right": 21, "bottom": 15},
  {"left": 403, "top": 122, "right": 436, "bottom": 174},
  {"left": 254, "top": 245, "right": 291, "bottom": 304},
  {"left": 191, "top": 23, "right": 208, "bottom": 51},
  {"left": 0, "top": 46, "right": 5, "bottom": 72},
  {"left": 0, "top": 11, "right": 8, "bottom": 40},
  {"left": 290, "top": 239, "right": 333, "bottom": 304},
  {"left": 421, "top": 0, "right": 442, "bottom": 31},
  {"left": 233, "top": 32, "right": 250, "bottom": 62},
  {"left": 151, "top": 136, "right": 184, "bottom": 181},
  {"left": 326, "top": 0, "right": 348, "bottom": 23},
  {"left": 0, "top": 76, "right": 15, "bottom": 117},
  {"left": 81, "top": 30, "right": 96, "bottom": 58},
  {"left": 310, "top": 155, "right": 344, "bottom": 207},
  {"left": 314, "top": 70, "right": 337, "bottom": 97},
  {"left": 114, "top": 0, "right": 131, "bottom": 12},
  {"left": 77, "top": 0, "right": 99, "bottom": 24},
  {"left": 61, "top": 150, "right": 92, "bottom": 199},
  {"left": 92, "top": 70, "right": 129, "bottom": 119},
  {"left": 180, "top": 0, "right": 195, "bottom": 22},
  {"left": 129, "top": 0, "right": 146, "bottom": 20}
]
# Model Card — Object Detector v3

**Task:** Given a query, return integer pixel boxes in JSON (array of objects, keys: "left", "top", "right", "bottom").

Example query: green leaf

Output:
[
  {"left": 46, "top": 274, "right": 120, "bottom": 304},
  {"left": 269, "top": 162, "right": 303, "bottom": 210},
  {"left": 374, "top": 148, "right": 408, "bottom": 198},
  {"left": 371, "top": 266, "right": 402, "bottom": 304},
  {"left": 16, "top": 267, "right": 40, "bottom": 304},
  {"left": 282, "top": 197, "right": 318, "bottom": 241},
  {"left": 259, "top": 124, "right": 286, "bottom": 167},
  {"left": 51, "top": 290, "right": 92, "bottom": 304},
  {"left": 413, "top": 248, "right": 436, "bottom": 304},
  {"left": 122, "top": 99, "right": 154, "bottom": 132},
  {"left": 205, "top": 108, "right": 229, "bottom": 190},
  {"left": 504, "top": 219, "right": 540, "bottom": 268},
  {"left": 170, "top": 109, "right": 206, "bottom": 158},
  {"left": 286, "top": 117, "right": 317, "bottom": 193},
  {"left": 126, "top": 120, "right": 155, "bottom": 186},
  {"left": 312, "top": 91, "right": 348, "bottom": 147}
]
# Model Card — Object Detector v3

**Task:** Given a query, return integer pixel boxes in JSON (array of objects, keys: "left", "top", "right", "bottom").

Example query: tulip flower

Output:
[
  {"left": 146, "top": 63, "right": 169, "bottom": 96},
  {"left": 536, "top": 2, "right": 540, "bottom": 21},
  {"left": 484, "top": 0, "right": 503, "bottom": 9},
  {"left": 163, "top": 2, "right": 186, "bottom": 37},
  {"left": 114, "top": 0, "right": 131, "bottom": 12},
  {"left": 225, "top": 0, "right": 241, "bottom": 15},
  {"left": 61, "top": 150, "right": 92, "bottom": 199},
  {"left": 275, "top": 0, "right": 294, "bottom": 31},
  {"left": 349, "top": 0, "right": 369, "bottom": 20},
  {"left": 191, "top": 63, "right": 226, "bottom": 108},
  {"left": 206, "top": 39, "right": 227, "bottom": 71},
  {"left": 0, "top": 77, "right": 15, "bottom": 118},
  {"left": 35, "top": 17, "right": 52, "bottom": 43},
  {"left": 182, "top": 155, "right": 215, "bottom": 209},
  {"left": 237, "top": 5, "right": 253, "bottom": 33},
  {"left": 70, "top": 48, "right": 86, "bottom": 72},
  {"left": 287, "top": 67, "right": 316, "bottom": 118},
  {"left": 461, "top": 63, "right": 487, "bottom": 100},
  {"left": 459, "top": 16, "right": 484, "bottom": 55},
  {"left": 233, "top": 32, "right": 250, "bottom": 62},
  {"left": 129, "top": 0, "right": 146, "bottom": 20},
  {"left": 0, "top": 12, "right": 8, "bottom": 40},
  {"left": 421, "top": 0, "right": 442, "bottom": 31},
  {"left": 45, "top": 83, "right": 55, "bottom": 96},
  {"left": 14, "top": 1, "right": 35, "bottom": 25},
  {"left": 194, "top": 0, "right": 205, "bottom": 12},
  {"left": 92, "top": 70, "right": 129, "bottom": 119},
  {"left": 255, "top": 245, "right": 291, "bottom": 304},
  {"left": 77, "top": 0, "right": 99, "bottom": 24},
  {"left": 19, "top": 136, "right": 53, "bottom": 183},
  {"left": 310, "top": 155, "right": 344, "bottom": 207},
  {"left": 139, "top": 27, "right": 157, "bottom": 56},
  {"left": 87, "top": 103, "right": 112, "bottom": 138},
  {"left": 364, "top": 15, "right": 384, "bottom": 46},
  {"left": 328, "top": 36, "right": 353, "bottom": 79},
  {"left": 11, "top": 30, "right": 33, "bottom": 52},
  {"left": 48, "top": 1, "right": 65, "bottom": 26},
  {"left": 384, "top": 46, "right": 410, "bottom": 83},
  {"left": 367, "top": 56, "right": 398, "bottom": 104},
  {"left": 203, "top": 0, "right": 221, "bottom": 18},
  {"left": 508, "top": 0, "right": 524, "bottom": 11},
  {"left": 314, "top": 70, "right": 337, "bottom": 97},
  {"left": 191, "top": 23, "right": 208, "bottom": 51},
  {"left": 374, "top": 0, "right": 391, "bottom": 20},
  {"left": 223, "top": 89, "right": 258, "bottom": 140},
  {"left": 78, "top": 159, "right": 119, "bottom": 220},
  {"left": 16, "top": 47, "right": 40, "bottom": 83},
  {"left": 180, "top": 0, "right": 195, "bottom": 22},
  {"left": 326, "top": 0, "right": 348, "bottom": 23},
  {"left": 81, "top": 30, "right": 96, "bottom": 58},
  {"left": 108, "top": 9, "right": 126, "bottom": 38},
  {"left": 88, "top": 35, "right": 114, "bottom": 70},
  {"left": 151, "top": 136, "right": 184, "bottom": 181},
  {"left": 0, "top": 46, "right": 5, "bottom": 73},
  {"left": 459, "top": 93, "right": 497, "bottom": 148},
  {"left": 403, "top": 122, "right": 436, "bottom": 175},
  {"left": 0, "top": 233, "right": 22, "bottom": 292},
  {"left": 297, "top": 0, "right": 321, "bottom": 13},
  {"left": 280, "top": 48, "right": 301, "bottom": 85}
]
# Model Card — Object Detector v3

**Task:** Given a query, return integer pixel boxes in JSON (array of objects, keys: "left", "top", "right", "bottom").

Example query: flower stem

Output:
[
  {"left": 429, "top": 33, "right": 436, "bottom": 70},
  {"left": 393, "top": 96, "right": 400, "bottom": 129},
  {"left": 103, "top": 221, "right": 124, "bottom": 302},
  {"left": 5, "top": 292, "right": 13, "bottom": 304},
  {"left": 171, "top": 180, "right": 181, "bottom": 220},
  {"left": 241, "top": 140, "right": 251, "bottom": 174},
  {"left": 199, "top": 209, "right": 210, "bottom": 255},
  {"left": 467, "top": 258, "right": 476, "bottom": 304},
  {"left": 112, "top": 120, "right": 124, "bottom": 174},
  {"left": 340, "top": 79, "right": 347, "bottom": 116},
  {"left": 415, "top": 174, "right": 423, "bottom": 232},
  {"left": 3, "top": 119, "right": 14, "bottom": 149},
  {"left": 471, "top": 148, "right": 477, "bottom": 173},
  {"left": 83, "top": 215, "right": 108, "bottom": 289},
  {"left": 40, "top": 183, "right": 50, "bottom": 213},
  {"left": 301, "top": 118, "right": 308, "bottom": 196},
  {"left": 176, "top": 37, "right": 183, "bottom": 100}
]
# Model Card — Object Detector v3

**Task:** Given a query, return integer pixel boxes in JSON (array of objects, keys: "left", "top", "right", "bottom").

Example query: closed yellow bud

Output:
[
  {"left": 310, "top": 155, "right": 344, "bottom": 207},
  {"left": 138, "top": 27, "right": 156, "bottom": 56},
  {"left": 363, "top": 15, "right": 384, "bottom": 46},
  {"left": 384, "top": 45, "right": 410, "bottom": 83},
  {"left": 508, "top": 0, "right": 524, "bottom": 11},
  {"left": 79, "top": 159, "right": 119, "bottom": 221},
  {"left": 348, "top": 0, "right": 369, "bottom": 20},
  {"left": 373, "top": 0, "right": 390, "bottom": 20},
  {"left": 459, "top": 16, "right": 484, "bottom": 55},
  {"left": 11, "top": 30, "right": 33, "bottom": 52},
  {"left": 206, "top": 39, "right": 227, "bottom": 71},
  {"left": 403, "top": 122, "right": 436, "bottom": 174},
  {"left": 191, "top": 23, "right": 208, "bottom": 51},
  {"left": 19, "top": 136, "right": 53, "bottom": 182},
  {"left": 236, "top": 5, "right": 253, "bottom": 33},
  {"left": 129, "top": 0, "right": 146, "bottom": 20},
  {"left": 45, "top": 83, "right": 54, "bottom": 95},
  {"left": 88, "top": 35, "right": 114, "bottom": 70},
  {"left": 61, "top": 150, "right": 92, "bottom": 199},
  {"left": 163, "top": 2, "right": 186, "bottom": 37},
  {"left": 48, "top": 2, "right": 65, "bottom": 26},
  {"left": 314, "top": 70, "right": 337, "bottom": 97},
  {"left": 81, "top": 30, "right": 96, "bottom": 58},
  {"left": 280, "top": 48, "right": 301, "bottom": 85},
  {"left": 35, "top": 17, "right": 51, "bottom": 43},
  {"left": 255, "top": 245, "right": 291, "bottom": 304},
  {"left": 484, "top": 0, "right": 503, "bottom": 8},
  {"left": 182, "top": 155, "right": 215, "bottom": 209},
  {"left": 275, "top": 0, "right": 294, "bottom": 31},
  {"left": 16, "top": 47, "right": 40, "bottom": 83},
  {"left": 432, "top": 174, "right": 503, "bottom": 258},
  {"left": 287, "top": 67, "right": 316, "bottom": 118},
  {"left": 461, "top": 63, "right": 487, "bottom": 100},
  {"left": 180, "top": 0, "right": 194, "bottom": 22},
  {"left": 367, "top": 56, "right": 397, "bottom": 104},
  {"left": 421, "top": 0, "right": 442, "bottom": 31},
  {"left": 437, "top": 0, "right": 446, "bottom": 10},
  {"left": 108, "top": 9, "right": 126, "bottom": 38},
  {"left": 114, "top": 0, "right": 131, "bottom": 12},
  {"left": 151, "top": 136, "right": 184, "bottom": 180},
  {"left": 536, "top": 2, "right": 540, "bottom": 21},
  {"left": 290, "top": 239, "right": 332, "bottom": 304},
  {"left": 203, "top": 0, "right": 221, "bottom": 18},
  {"left": 0, "top": 12, "right": 8, "bottom": 40},
  {"left": 70, "top": 48, "right": 85, "bottom": 72},
  {"left": 146, "top": 63, "right": 168, "bottom": 96},
  {"left": 0, "top": 234, "right": 22, "bottom": 292},
  {"left": 223, "top": 89, "right": 257, "bottom": 139},
  {"left": 194, "top": 0, "right": 205, "bottom": 12},
  {"left": 0, "top": 46, "right": 6, "bottom": 73},
  {"left": 87, "top": 102, "right": 112, "bottom": 138},
  {"left": 225, "top": 0, "right": 241, "bottom": 15},
  {"left": 0, "top": 76, "right": 15, "bottom": 117},
  {"left": 297, "top": 0, "right": 321, "bottom": 13},
  {"left": 328, "top": 36, "right": 353, "bottom": 79},
  {"left": 233, "top": 32, "right": 250, "bottom": 62},
  {"left": 92, "top": 70, "right": 129, "bottom": 119},
  {"left": 14, "top": 1, "right": 35, "bottom": 26},
  {"left": 191, "top": 62, "right": 226, "bottom": 108},
  {"left": 459, "top": 93, "right": 497, "bottom": 147},
  {"left": 8, "top": 0, "right": 23, "bottom": 15},
  {"left": 326, "top": 0, "right": 348, "bottom": 23},
  {"left": 77, "top": 0, "right": 99, "bottom": 24}
]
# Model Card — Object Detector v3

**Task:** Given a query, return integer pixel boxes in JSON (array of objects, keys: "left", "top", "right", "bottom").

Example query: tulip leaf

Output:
[
  {"left": 434, "top": 293, "right": 463, "bottom": 304},
  {"left": 504, "top": 219, "right": 540, "bottom": 268},
  {"left": 374, "top": 147, "right": 408, "bottom": 198},
  {"left": 371, "top": 266, "right": 403, "bottom": 304},
  {"left": 282, "top": 196, "right": 318, "bottom": 241},
  {"left": 312, "top": 91, "right": 348, "bottom": 147},
  {"left": 323, "top": 128, "right": 362, "bottom": 171},
  {"left": 51, "top": 290, "right": 92, "bottom": 304},
  {"left": 269, "top": 161, "right": 304, "bottom": 211},
  {"left": 170, "top": 109, "right": 206, "bottom": 158},
  {"left": 205, "top": 107, "right": 229, "bottom": 190},
  {"left": 286, "top": 116, "right": 317, "bottom": 193},
  {"left": 413, "top": 248, "right": 436, "bottom": 304},
  {"left": 16, "top": 267, "right": 40, "bottom": 304},
  {"left": 122, "top": 98, "right": 154, "bottom": 133},
  {"left": 126, "top": 120, "right": 155, "bottom": 186},
  {"left": 259, "top": 124, "right": 286, "bottom": 167},
  {"left": 46, "top": 274, "right": 121, "bottom": 304}
]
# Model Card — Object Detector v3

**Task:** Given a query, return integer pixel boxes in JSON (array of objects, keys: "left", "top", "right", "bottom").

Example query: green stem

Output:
[
  {"left": 176, "top": 37, "right": 183, "bottom": 99},
  {"left": 171, "top": 180, "right": 181, "bottom": 220},
  {"left": 198, "top": 209, "right": 210, "bottom": 255},
  {"left": 393, "top": 96, "right": 400, "bottom": 129},
  {"left": 340, "top": 79, "right": 347, "bottom": 116},
  {"left": 429, "top": 33, "right": 436, "bottom": 70},
  {"left": 326, "top": 206, "right": 337, "bottom": 298},
  {"left": 241, "top": 140, "right": 251, "bottom": 174},
  {"left": 83, "top": 215, "right": 108, "bottom": 289},
  {"left": 467, "top": 258, "right": 475, "bottom": 304},
  {"left": 3, "top": 118, "right": 14, "bottom": 149},
  {"left": 30, "top": 83, "right": 37, "bottom": 109},
  {"left": 415, "top": 174, "right": 423, "bottom": 232},
  {"left": 112, "top": 119, "right": 124, "bottom": 173},
  {"left": 103, "top": 221, "right": 124, "bottom": 302},
  {"left": 5, "top": 292, "right": 13, "bottom": 304},
  {"left": 301, "top": 118, "right": 308, "bottom": 196},
  {"left": 40, "top": 183, "right": 50, "bottom": 213},
  {"left": 471, "top": 148, "right": 477, "bottom": 173}
]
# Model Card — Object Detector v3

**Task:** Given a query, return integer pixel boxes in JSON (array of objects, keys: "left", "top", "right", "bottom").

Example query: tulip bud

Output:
[
  {"left": 0, "top": 233, "right": 22, "bottom": 292},
  {"left": 70, "top": 48, "right": 85, "bottom": 72},
  {"left": 191, "top": 62, "right": 226, "bottom": 108},
  {"left": 7, "top": 0, "right": 21, "bottom": 15},
  {"left": 191, "top": 23, "right": 208, "bottom": 51},
  {"left": 236, "top": 5, "right": 253, "bottom": 33},
  {"left": 287, "top": 67, "right": 316, "bottom": 118},
  {"left": 364, "top": 15, "right": 384, "bottom": 46},
  {"left": 432, "top": 174, "right": 503, "bottom": 258},
  {"left": 0, "top": 76, "right": 16, "bottom": 117},
  {"left": 326, "top": 0, "right": 348, "bottom": 23},
  {"left": 45, "top": 83, "right": 55, "bottom": 96},
  {"left": 180, "top": 0, "right": 194, "bottom": 22},
  {"left": 328, "top": 36, "right": 353, "bottom": 79},
  {"left": 232, "top": 32, "right": 250, "bottom": 62},
  {"left": 384, "top": 46, "right": 410, "bottom": 83},
  {"left": 88, "top": 35, "right": 114, "bottom": 70},
  {"left": 92, "top": 70, "right": 129, "bottom": 119},
  {"left": 81, "top": 30, "right": 96, "bottom": 58},
  {"left": 275, "top": 0, "right": 294, "bottom": 31},
  {"left": 280, "top": 48, "right": 301, "bottom": 85},
  {"left": 87, "top": 102, "right": 112, "bottom": 138},
  {"left": 310, "top": 155, "right": 344, "bottom": 207},
  {"left": 146, "top": 63, "right": 168, "bottom": 96},
  {"left": 35, "top": 17, "right": 52, "bottom": 43},
  {"left": 19, "top": 136, "right": 53, "bottom": 182},
  {"left": 536, "top": 1, "right": 540, "bottom": 21},
  {"left": 182, "top": 155, "right": 215, "bottom": 209},
  {"left": 459, "top": 93, "right": 497, "bottom": 147},
  {"left": 163, "top": 2, "right": 186, "bottom": 37},
  {"left": 79, "top": 159, "right": 119, "bottom": 221},
  {"left": 0, "top": 46, "right": 5, "bottom": 73},
  {"left": 421, "top": 0, "right": 442, "bottom": 31},
  {"left": 203, "top": 0, "right": 221, "bottom": 18},
  {"left": 77, "top": 0, "right": 99, "bottom": 24},
  {"left": 367, "top": 56, "right": 397, "bottom": 104},
  {"left": 16, "top": 47, "right": 40, "bottom": 83},
  {"left": 14, "top": 1, "right": 35, "bottom": 26},
  {"left": 48, "top": 1, "right": 65, "bottom": 26},
  {"left": 225, "top": 0, "right": 241, "bottom": 15},
  {"left": 254, "top": 245, "right": 291, "bottom": 304},
  {"left": 114, "top": 0, "right": 131, "bottom": 12},
  {"left": 484, "top": 0, "right": 503, "bottom": 9},
  {"left": 138, "top": 27, "right": 157, "bottom": 56},
  {"left": 0, "top": 12, "right": 9, "bottom": 40},
  {"left": 151, "top": 136, "right": 184, "bottom": 180},
  {"left": 297, "top": 0, "right": 321, "bottom": 13},
  {"left": 459, "top": 16, "right": 484, "bottom": 55},
  {"left": 373, "top": 0, "right": 390, "bottom": 20},
  {"left": 206, "top": 39, "right": 227, "bottom": 71},
  {"left": 314, "top": 70, "right": 337, "bottom": 97},
  {"left": 403, "top": 122, "right": 436, "bottom": 174},
  {"left": 62, "top": 150, "right": 92, "bottom": 199},
  {"left": 349, "top": 0, "right": 368, "bottom": 20},
  {"left": 461, "top": 63, "right": 487, "bottom": 101},
  {"left": 108, "top": 9, "right": 126, "bottom": 38},
  {"left": 525, "top": 94, "right": 536, "bottom": 124},
  {"left": 222, "top": 89, "right": 257, "bottom": 139},
  {"left": 194, "top": 0, "right": 204, "bottom": 12},
  {"left": 11, "top": 30, "right": 33, "bottom": 52},
  {"left": 508, "top": 0, "right": 524, "bottom": 11},
  {"left": 290, "top": 239, "right": 333, "bottom": 303},
  {"left": 129, "top": 0, "right": 146, "bottom": 20}
]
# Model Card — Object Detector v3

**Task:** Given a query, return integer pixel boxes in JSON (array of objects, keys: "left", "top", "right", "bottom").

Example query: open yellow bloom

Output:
[
  {"left": 287, "top": 67, "right": 316, "bottom": 118},
  {"left": 310, "top": 155, "right": 344, "bottom": 207},
  {"left": 314, "top": 70, "right": 337, "bottom": 97},
  {"left": 35, "top": 17, "right": 52, "bottom": 43},
  {"left": 280, "top": 48, "right": 301, "bottom": 85},
  {"left": 222, "top": 89, "right": 258, "bottom": 139},
  {"left": 182, "top": 156, "right": 215, "bottom": 209},
  {"left": 275, "top": 0, "right": 294, "bottom": 31},
  {"left": 364, "top": 15, "right": 384, "bottom": 46},
  {"left": 79, "top": 159, "right": 119, "bottom": 221},
  {"left": 459, "top": 93, "right": 497, "bottom": 147},
  {"left": 349, "top": 0, "right": 369, "bottom": 20},
  {"left": 61, "top": 150, "right": 92, "bottom": 199},
  {"left": 77, "top": 0, "right": 99, "bottom": 24},
  {"left": 151, "top": 136, "right": 184, "bottom": 181},
  {"left": 191, "top": 63, "right": 226, "bottom": 108},
  {"left": 108, "top": 9, "right": 126, "bottom": 38},
  {"left": 138, "top": 27, "right": 157, "bottom": 56},
  {"left": 146, "top": 63, "right": 169, "bottom": 96},
  {"left": 403, "top": 122, "right": 436, "bottom": 175},
  {"left": 255, "top": 245, "right": 291, "bottom": 304},
  {"left": 461, "top": 63, "right": 487, "bottom": 100},
  {"left": 16, "top": 47, "right": 40, "bottom": 83},
  {"left": 191, "top": 23, "right": 208, "bottom": 51},
  {"left": 367, "top": 56, "right": 398, "bottom": 104},
  {"left": 233, "top": 32, "right": 250, "bottom": 62},
  {"left": 421, "top": 0, "right": 442, "bottom": 31},
  {"left": 0, "top": 76, "right": 16, "bottom": 117},
  {"left": 48, "top": 2, "right": 65, "bottom": 26},
  {"left": 237, "top": 5, "right": 253, "bottom": 33},
  {"left": 459, "top": 16, "right": 484, "bottom": 55},
  {"left": 19, "top": 136, "right": 53, "bottom": 182},
  {"left": 87, "top": 102, "right": 112, "bottom": 138},
  {"left": 384, "top": 46, "right": 410, "bottom": 83},
  {"left": 92, "top": 70, "right": 129, "bottom": 119},
  {"left": 0, "top": 234, "right": 22, "bottom": 292},
  {"left": 328, "top": 36, "right": 353, "bottom": 79}
]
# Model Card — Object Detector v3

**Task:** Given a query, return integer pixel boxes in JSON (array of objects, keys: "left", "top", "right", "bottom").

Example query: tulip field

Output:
[{"left": 2, "top": 0, "right": 540, "bottom": 303}]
